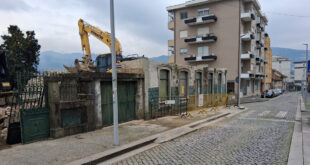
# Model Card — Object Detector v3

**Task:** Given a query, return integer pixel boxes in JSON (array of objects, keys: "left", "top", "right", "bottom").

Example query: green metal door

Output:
[{"left": 101, "top": 81, "right": 136, "bottom": 126}]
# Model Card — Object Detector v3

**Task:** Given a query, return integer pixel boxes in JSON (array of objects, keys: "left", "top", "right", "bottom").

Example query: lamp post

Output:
[
  {"left": 303, "top": 43, "right": 308, "bottom": 105},
  {"left": 110, "top": 0, "right": 119, "bottom": 146}
]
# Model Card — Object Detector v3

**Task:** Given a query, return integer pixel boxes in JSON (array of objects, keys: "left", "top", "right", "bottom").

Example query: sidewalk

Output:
[
  {"left": 0, "top": 107, "right": 237, "bottom": 165},
  {"left": 288, "top": 94, "right": 310, "bottom": 165}
]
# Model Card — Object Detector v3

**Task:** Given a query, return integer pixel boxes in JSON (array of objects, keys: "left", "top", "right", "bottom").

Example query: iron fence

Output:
[{"left": 149, "top": 97, "right": 188, "bottom": 119}]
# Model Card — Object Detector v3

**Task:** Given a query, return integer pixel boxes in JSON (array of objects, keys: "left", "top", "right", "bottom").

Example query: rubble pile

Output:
[{"left": 0, "top": 107, "right": 10, "bottom": 145}]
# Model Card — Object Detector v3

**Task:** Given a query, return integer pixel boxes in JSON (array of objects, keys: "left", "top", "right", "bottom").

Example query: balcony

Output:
[
  {"left": 184, "top": 34, "right": 217, "bottom": 44},
  {"left": 256, "top": 41, "right": 264, "bottom": 49},
  {"left": 184, "top": 15, "right": 217, "bottom": 25},
  {"left": 255, "top": 73, "right": 265, "bottom": 78},
  {"left": 264, "top": 47, "right": 268, "bottom": 51},
  {"left": 168, "top": 21, "right": 174, "bottom": 30},
  {"left": 168, "top": 40, "right": 174, "bottom": 47},
  {"left": 241, "top": 73, "right": 255, "bottom": 79},
  {"left": 241, "top": 32, "right": 255, "bottom": 41},
  {"left": 264, "top": 33, "right": 269, "bottom": 37},
  {"left": 185, "top": 54, "right": 217, "bottom": 62},
  {"left": 241, "top": 52, "right": 254, "bottom": 60},
  {"left": 256, "top": 57, "right": 264, "bottom": 64},
  {"left": 257, "top": 23, "right": 265, "bottom": 32},
  {"left": 241, "top": 12, "right": 255, "bottom": 21}
]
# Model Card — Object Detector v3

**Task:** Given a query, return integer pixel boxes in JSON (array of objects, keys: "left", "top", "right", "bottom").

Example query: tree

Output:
[{"left": 0, "top": 25, "right": 41, "bottom": 84}]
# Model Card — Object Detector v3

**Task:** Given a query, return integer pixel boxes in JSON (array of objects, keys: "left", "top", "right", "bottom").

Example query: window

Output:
[
  {"left": 255, "top": 80, "right": 259, "bottom": 90},
  {"left": 179, "top": 71, "right": 188, "bottom": 97},
  {"left": 180, "top": 48, "right": 188, "bottom": 56},
  {"left": 198, "top": 8, "right": 210, "bottom": 17},
  {"left": 180, "top": 12, "right": 188, "bottom": 19},
  {"left": 160, "top": 70, "right": 169, "bottom": 100},
  {"left": 197, "top": 27, "right": 209, "bottom": 37},
  {"left": 168, "top": 12, "right": 174, "bottom": 22},
  {"left": 198, "top": 46, "right": 209, "bottom": 57},
  {"left": 168, "top": 46, "right": 174, "bottom": 56},
  {"left": 180, "top": 30, "right": 188, "bottom": 38},
  {"left": 208, "top": 73, "right": 213, "bottom": 94},
  {"left": 218, "top": 73, "right": 222, "bottom": 94},
  {"left": 196, "top": 72, "right": 202, "bottom": 94}
]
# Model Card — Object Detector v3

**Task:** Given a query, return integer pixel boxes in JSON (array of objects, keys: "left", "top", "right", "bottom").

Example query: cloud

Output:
[
  {"left": 0, "top": 0, "right": 310, "bottom": 60},
  {"left": 0, "top": 0, "right": 32, "bottom": 11}
]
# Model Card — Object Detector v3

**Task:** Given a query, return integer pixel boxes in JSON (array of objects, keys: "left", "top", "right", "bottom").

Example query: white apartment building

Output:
[
  {"left": 294, "top": 61, "right": 307, "bottom": 87},
  {"left": 272, "top": 56, "right": 292, "bottom": 83}
]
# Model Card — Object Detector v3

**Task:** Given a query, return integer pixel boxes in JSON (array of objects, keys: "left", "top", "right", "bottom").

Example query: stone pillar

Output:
[{"left": 93, "top": 80, "right": 102, "bottom": 128}]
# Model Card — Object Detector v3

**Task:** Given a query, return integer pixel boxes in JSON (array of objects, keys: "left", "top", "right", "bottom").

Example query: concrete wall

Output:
[{"left": 272, "top": 58, "right": 292, "bottom": 82}]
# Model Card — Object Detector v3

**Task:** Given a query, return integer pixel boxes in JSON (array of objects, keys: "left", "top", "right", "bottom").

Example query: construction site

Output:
[{"left": 0, "top": 17, "right": 230, "bottom": 148}]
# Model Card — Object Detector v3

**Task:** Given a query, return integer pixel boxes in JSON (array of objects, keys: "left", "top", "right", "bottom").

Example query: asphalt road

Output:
[{"left": 114, "top": 93, "right": 298, "bottom": 165}]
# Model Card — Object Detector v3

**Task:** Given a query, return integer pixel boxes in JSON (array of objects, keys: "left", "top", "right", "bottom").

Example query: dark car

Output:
[{"left": 261, "top": 90, "right": 274, "bottom": 98}]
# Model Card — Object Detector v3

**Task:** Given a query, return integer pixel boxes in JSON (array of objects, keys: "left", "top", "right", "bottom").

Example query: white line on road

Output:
[
  {"left": 275, "top": 111, "right": 287, "bottom": 119},
  {"left": 258, "top": 111, "right": 271, "bottom": 117}
]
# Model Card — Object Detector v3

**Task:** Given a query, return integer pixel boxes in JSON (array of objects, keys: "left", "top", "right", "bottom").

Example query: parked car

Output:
[
  {"left": 272, "top": 89, "right": 282, "bottom": 97},
  {"left": 261, "top": 90, "right": 274, "bottom": 98}
]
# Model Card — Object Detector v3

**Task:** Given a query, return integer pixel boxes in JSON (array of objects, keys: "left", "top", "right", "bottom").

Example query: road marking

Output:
[
  {"left": 275, "top": 111, "right": 287, "bottom": 119},
  {"left": 258, "top": 111, "right": 271, "bottom": 117},
  {"left": 241, "top": 117, "right": 294, "bottom": 123}
]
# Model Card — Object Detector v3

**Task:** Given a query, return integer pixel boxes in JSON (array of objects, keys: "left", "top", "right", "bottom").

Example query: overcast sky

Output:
[{"left": 0, "top": 0, "right": 310, "bottom": 58}]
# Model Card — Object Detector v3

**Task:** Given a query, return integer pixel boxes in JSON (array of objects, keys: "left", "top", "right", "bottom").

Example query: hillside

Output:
[{"left": 38, "top": 47, "right": 306, "bottom": 71}]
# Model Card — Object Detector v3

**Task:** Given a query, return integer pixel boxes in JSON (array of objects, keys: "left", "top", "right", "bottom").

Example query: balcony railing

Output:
[
  {"left": 241, "top": 32, "right": 255, "bottom": 41},
  {"left": 168, "top": 21, "right": 174, "bottom": 30},
  {"left": 256, "top": 41, "right": 264, "bottom": 48},
  {"left": 241, "top": 12, "right": 255, "bottom": 21},
  {"left": 184, "top": 34, "right": 217, "bottom": 44},
  {"left": 184, "top": 15, "right": 217, "bottom": 25},
  {"left": 241, "top": 73, "right": 255, "bottom": 79},
  {"left": 241, "top": 52, "right": 254, "bottom": 60},
  {"left": 184, "top": 54, "right": 217, "bottom": 62}
]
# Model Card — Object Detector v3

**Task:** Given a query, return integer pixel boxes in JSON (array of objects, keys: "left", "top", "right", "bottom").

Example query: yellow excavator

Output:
[{"left": 65, "top": 19, "right": 123, "bottom": 72}]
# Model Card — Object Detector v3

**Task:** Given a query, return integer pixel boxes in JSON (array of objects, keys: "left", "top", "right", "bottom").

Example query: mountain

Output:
[
  {"left": 38, "top": 51, "right": 84, "bottom": 71},
  {"left": 149, "top": 55, "right": 169, "bottom": 63},
  {"left": 38, "top": 51, "right": 169, "bottom": 71},
  {"left": 38, "top": 48, "right": 305, "bottom": 71},
  {"left": 271, "top": 47, "right": 307, "bottom": 63}
]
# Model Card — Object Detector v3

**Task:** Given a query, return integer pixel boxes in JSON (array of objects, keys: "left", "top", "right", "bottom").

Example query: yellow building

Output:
[{"left": 264, "top": 36, "right": 272, "bottom": 90}]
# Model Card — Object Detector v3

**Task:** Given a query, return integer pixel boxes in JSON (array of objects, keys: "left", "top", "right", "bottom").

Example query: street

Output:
[{"left": 115, "top": 93, "right": 298, "bottom": 164}]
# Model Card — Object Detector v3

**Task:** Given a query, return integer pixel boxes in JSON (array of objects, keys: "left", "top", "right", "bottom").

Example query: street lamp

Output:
[{"left": 303, "top": 43, "right": 308, "bottom": 105}]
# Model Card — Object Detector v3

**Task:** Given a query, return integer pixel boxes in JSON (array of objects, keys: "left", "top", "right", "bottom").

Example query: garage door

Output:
[{"left": 101, "top": 81, "right": 136, "bottom": 126}]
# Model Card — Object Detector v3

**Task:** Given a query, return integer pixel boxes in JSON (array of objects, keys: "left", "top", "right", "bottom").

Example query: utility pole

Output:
[
  {"left": 238, "top": 0, "right": 241, "bottom": 108},
  {"left": 110, "top": 0, "right": 119, "bottom": 146},
  {"left": 263, "top": 50, "right": 266, "bottom": 98},
  {"left": 304, "top": 43, "right": 309, "bottom": 105}
]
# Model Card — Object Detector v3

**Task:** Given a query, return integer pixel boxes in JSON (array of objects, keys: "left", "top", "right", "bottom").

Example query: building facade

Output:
[
  {"left": 167, "top": 0, "right": 268, "bottom": 98},
  {"left": 264, "top": 37, "right": 272, "bottom": 90},
  {"left": 272, "top": 56, "right": 292, "bottom": 89},
  {"left": 272, "top": 69, "right": 287, "bottom": 90},
  {"left": 294, "top": 61, "right": 307, "bottom": 89}
]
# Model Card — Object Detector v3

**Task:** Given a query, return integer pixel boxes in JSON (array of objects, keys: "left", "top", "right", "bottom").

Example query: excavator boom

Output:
[{"left": 64, "top": 19, "right": 122, "bottom": 72}]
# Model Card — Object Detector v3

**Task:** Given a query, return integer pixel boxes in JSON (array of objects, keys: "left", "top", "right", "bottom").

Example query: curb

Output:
[
  {"left": 67, "top": 109, "right": 246, "bottom": 165},
  {"left": 288, "top": 95, "right": 303, "bottom": 165}
]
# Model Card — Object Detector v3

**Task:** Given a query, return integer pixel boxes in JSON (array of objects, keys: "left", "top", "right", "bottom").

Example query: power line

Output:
[{"left": 265, "top": 11, "right": 310, "bottom": 18}]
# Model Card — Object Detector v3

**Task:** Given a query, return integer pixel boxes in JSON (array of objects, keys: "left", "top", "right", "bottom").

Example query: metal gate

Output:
[
  {"left": 8, "top": 72, "right": 49, "bottom": 144},
  {"left": 101, "top": 81, "right": 136, "bottom": 126},
  {"left": 149, "top": 97, "right": 188, "bottom": 119}
]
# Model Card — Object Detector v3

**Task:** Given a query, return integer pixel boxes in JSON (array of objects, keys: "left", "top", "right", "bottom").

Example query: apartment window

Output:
[
  {"left": 198, "top": 46, "right": 209, "bottom": 57},
  {"left": 168, "top": 46, "right": 174, "bottom": 56},
  {"left": 197, "top": 27, "right": 209, "bottom": 37},
  {"left": 198, "top": 8, "right": 210, "bottom": 17},
  {"left": 180, "top": 12, "right": 188, "bottom": 20},
  {"left": 208, "top": 73, "right": 213, "bottom": 94},
  {"left": 180, "top": 30, "right": 188, "bottom": 38},
  {"left": 168, "top": 12, "right": 174, "bottom": 22},
  {"left": 180, "top": 48, "right": 188, "bottom": 56}
]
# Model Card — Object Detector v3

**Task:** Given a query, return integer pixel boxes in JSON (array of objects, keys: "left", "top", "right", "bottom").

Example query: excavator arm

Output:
[
  {"left": 78, "top": 19, "right": 122, "bottom": 60},
  {"left": 65, "top": 19, "right": 122, "bottom": 72}
]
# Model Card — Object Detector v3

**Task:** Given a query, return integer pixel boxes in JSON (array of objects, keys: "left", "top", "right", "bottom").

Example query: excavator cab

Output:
[{"left": 96, "top": 53, "right": 123, "bottom": 72}]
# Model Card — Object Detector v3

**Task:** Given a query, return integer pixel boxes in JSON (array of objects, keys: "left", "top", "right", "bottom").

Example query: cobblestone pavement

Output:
[{"left": 114, "top": 93, "right": 298, "bottom": 165}]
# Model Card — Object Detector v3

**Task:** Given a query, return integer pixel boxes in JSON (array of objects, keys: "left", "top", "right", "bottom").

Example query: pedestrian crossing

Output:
[{"left": 257, "top": 110, "right": 287, "bottom": 119}]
